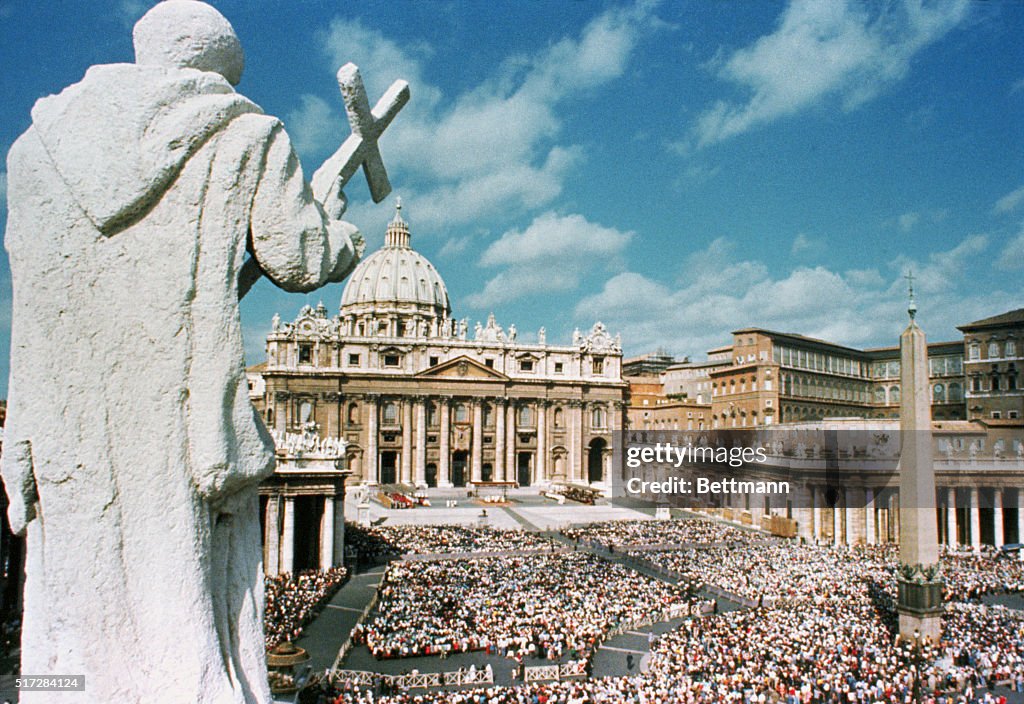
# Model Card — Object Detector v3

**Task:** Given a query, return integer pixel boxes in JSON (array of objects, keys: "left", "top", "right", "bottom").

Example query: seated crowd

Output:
[
  {"left": 354, "top": 552, "right": 696, "bottom": 661},
  {"left": 265, "top": 567, "right": 348, "bottom": 650},
  {"left": 345, "top": 523, "right": 555, "bottom": 559},
  {"left": 562, "top": 518, "right": 763, "bottom": 550}
]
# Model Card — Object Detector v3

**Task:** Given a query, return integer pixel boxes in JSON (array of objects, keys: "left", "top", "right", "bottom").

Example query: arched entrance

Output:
[
  {"left": 517, "top": 452, "right": 532, "bottom": 487},
  {"left": 425, "top": 463, "right": 438, "bottom": 488},
  {"left": 587, "top": 438, "right": 606, "bottom": 484},
  {"left": 380, "top": 451, "right": 398, "bottom": 485},
  {"left": 451, "top": 451, "right": 468, "bottom": 487}
]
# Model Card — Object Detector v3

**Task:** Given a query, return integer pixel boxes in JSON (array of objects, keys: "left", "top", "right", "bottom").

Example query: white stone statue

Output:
[
  {"left": 538, "top": 327, "right": 546, "bottom": 344},
  {"left": 1, "top": 2, "right": 406, "bottom": 702},
  {"left": 508, "top": 323, "right": 517, "bottom": 341},
  {"left": 271, "top": 312, "right": 281, "bottom": 331}
]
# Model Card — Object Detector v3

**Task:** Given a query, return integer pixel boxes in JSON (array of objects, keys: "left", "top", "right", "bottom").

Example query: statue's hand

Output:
[
  {"left": 326, "top": 221, "right": 364, "bottom": 284},
  {"left": 322, "top": 175, "right": 349, "bottom": 221}
]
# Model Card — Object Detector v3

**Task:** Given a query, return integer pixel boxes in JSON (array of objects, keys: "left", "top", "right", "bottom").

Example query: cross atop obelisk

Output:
[{"left": 897, "top": 281, "right": 943, "bottom": 643}]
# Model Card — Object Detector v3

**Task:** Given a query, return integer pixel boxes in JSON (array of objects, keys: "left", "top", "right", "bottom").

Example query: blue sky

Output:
[{"left": 1, "top": 0, "right": 1022, "bottom": 396}]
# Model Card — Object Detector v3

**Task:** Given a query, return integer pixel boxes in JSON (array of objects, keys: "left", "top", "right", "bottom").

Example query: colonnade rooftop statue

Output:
[{"left": 1, "top": 1, "right": 407, "bottom": 701}]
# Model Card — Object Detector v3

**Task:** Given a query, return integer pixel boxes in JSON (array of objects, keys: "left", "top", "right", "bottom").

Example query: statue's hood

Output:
[{"left": 31, "top": 63, "right": 262, "bottom": 234}]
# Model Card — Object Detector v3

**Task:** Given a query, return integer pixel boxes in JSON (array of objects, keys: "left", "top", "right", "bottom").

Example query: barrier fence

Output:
[{"left": 331, "top": 667, "right": 494, "bottom": 690}]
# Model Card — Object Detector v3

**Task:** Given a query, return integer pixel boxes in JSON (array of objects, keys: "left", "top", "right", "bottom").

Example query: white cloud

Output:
[
  {"left": 466, "top": 212, "right": 633, "bottom": 308},
  {"left": 313, "top": 4, "right": 659, "bottom": 231},
  {"left": 285, "top": 95, "right": 337, "bottom": 158},
  {"left": 117, "top": 0, "right": 148, "bottom": 27},
  {"left": 996, "top": 221, "right": 1024, "bottom": 271},
  {"left": 790, "top": 232, "right": 824, "bottom": 256},
  {"left": 437, "top": 235, "right": 472, "bottom": 259},
  {"left": 898, "top": 211, "right": 920, "bottom": 232},
  {"left": 575, "top": 233, "right": 1010, "bottom": 358},
  {"left": 692, "top": 0, "right": 968, "bottom": 147},
  {"left": 994, "top": 185, "right": 1024, "bottom": 215}
]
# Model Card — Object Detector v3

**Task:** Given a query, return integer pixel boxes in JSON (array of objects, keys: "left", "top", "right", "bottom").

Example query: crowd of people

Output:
[
  {"left": 265, "top": 567, "right": 348, "bottom": 650},
  {"left": 296, "top": 515, "right": 1024, "bottom": 704},
  {"left": 345, "top": 524, "right": 556, "bottom": 560},
  {"left": 562, "top": 518, "right": 760, "bottom": 550},
  {"left": 355, "top": 552, "right": 695, "bottom": 662}
]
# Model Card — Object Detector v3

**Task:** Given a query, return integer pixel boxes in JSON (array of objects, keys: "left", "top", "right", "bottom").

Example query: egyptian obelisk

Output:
[{"left": 897, "top": 273, "right": 943, "bottom": 642}]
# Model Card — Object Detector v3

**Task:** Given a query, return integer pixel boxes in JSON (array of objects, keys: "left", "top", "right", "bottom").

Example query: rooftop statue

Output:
[{"left": 0, "top": 1, "right": 406, "bottom": 701}]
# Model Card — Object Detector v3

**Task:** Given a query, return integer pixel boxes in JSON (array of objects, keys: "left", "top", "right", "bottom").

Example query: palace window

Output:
[
  {"left": 299, "top": 401, "right": 313, "bottom": 424},
  {"left": 989, "top": 342, "right": 1000, "bottom": 358},
  {"left": 429, "top": 356, "right": 439, "bottom": 367},
  {"left": 554, "top": 362, "right": 564, "bottom": 373},
  {"left": 383, "top": 353, "right": 401, "bottom": 367},
  {"left": 298, "top": 344, "right": 313, "bottom": 365},
  {"left": 455, "top": 404, "right": 469, "bottom": 423},
  {"left": 427, "top": 402, "right": 438, "bottom": 427},
  {"left": 969, "top": 343, "right": 980, "bottom": 361},
  {"left": 592, "top": 406, "right": 605, "bottom": 429},
  {"left": 933, "top": 384, "right": 945, "bottom": 403},
  {"left": 592, "top": 357, "right": 604, "bottom": 375},
  {"left": 484, "top": 358, "right": 494, "bottom": 368},
  {"left": 348, "top": 353, "right": 361, "bottom": 366},
  {"left": 519, "top": 359, "right": 534, "bottom": 372},
  {"left": 383, "top": 403, "right": 398, "bottom": 425},
  {"left": 948, "top": 383, "right": 963, "bottom": 402},
  {"left": 1007, "top": 340, "right": 1017, "bottom": 357},
  {"left": 518, "top": 405, "right": 533, "bottom": 426}
]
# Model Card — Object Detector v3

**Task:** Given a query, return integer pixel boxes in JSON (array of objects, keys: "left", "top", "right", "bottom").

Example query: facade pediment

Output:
[{"left": 415, "top": 355, "right": 509, "bottom": 381}]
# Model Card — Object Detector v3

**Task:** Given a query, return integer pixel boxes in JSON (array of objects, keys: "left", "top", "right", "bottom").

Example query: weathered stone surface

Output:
[{"left": 1, "top": 2, "right": 375, "bottom": 701}]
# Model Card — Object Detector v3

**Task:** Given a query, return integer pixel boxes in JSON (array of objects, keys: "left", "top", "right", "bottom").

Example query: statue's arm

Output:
[{"left": 247, "top": 119, "right": 364, "bottom": 293}]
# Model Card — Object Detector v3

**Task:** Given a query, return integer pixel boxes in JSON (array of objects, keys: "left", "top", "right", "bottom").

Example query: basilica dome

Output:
[{"left": 339, "top": 202, "right": 451, "bottom": 335}]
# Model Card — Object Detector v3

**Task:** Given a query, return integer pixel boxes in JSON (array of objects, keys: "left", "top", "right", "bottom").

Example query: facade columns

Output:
[
  {"left": 505, "top": 402, "right": 516, "bottom": 481},
  {"left": 865, "top": 487, "right": 876, "bottom": 546},
  {"left": 536, "top": 402, "right": 548, "bottom": 483},
  {"left": 994, "top": 488, "right": 1004, "bottom": 548},
  {"left": 472, "top": 400, "right": 483, "bottom": 482},
  {"left": 845, "top": 492, "right": 858, "bottom": 546},
  {"left": 833, "top": 489, "right": 843, "bottom": 546},
  {"left": 571, "top": 401, "right": 584, "bottom": 482},
  {"left": 415, "top": 396, "right": 427, "bottom": 486},
  {"left": 1018, "top": 489, "right": 1024, "bottom": 548},
  {"left": 401, "top": 398, "right": 413, "bottom": 484},
  {"left": 946, "top": 487, "right": 958, "bottom": 547},
  {"left": 495, "top": 399, "right": 506, "bottom": 481},
  {"left": 264, "top": 496, "right": 280, "bottom": 576},
  {"left": 812, "top": 487, "right": 822, "bottom": 544},
  {"left": 321, "top": 496, "right": 335, "bottom": 569},
  {"left": 969, "top": 487, "right": 981, "bottom": 549},
  {"left": 439, "top": 397, "right": 452, "bottom": 487},
  {"left": 366, "top": 395, "right": 379, "bottom": 484},
  {"left": 281, "top": 496, "right": 295, "bottom": 575}
]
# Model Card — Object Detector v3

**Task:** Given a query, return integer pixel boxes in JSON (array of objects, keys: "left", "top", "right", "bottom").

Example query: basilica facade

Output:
[{"left": 252, "top": 205, "right": 627, "bottom": 494}]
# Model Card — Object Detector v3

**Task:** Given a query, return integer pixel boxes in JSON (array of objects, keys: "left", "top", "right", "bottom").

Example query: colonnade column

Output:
[
  {"left": 332, "top": 491, "right": 346, "bottom": 566},
  {"left": 865, "top": 487, "right": 876, "bottom": 546},
  {"left": 1018, "top": 488, "right": 1024, "bottom": 548},
  {"left": 401, "top": 398, "right": 413, "bottom": 484},
  {"left": 264, "top": 496, "right": 280, "bottom": 576},
  {"left": 969, "top": 487, "right": 981, "bottom": 549},
  {"left": 536, "top": 401, "right": 548, "bottom": 483},
  {"left": 414, "top": 396, "right": 427, "bottom": 486},
  {"left": 946, "top": 487, "right": 958, "bottom": 547},
  {"left": 439, "top": 397, "right": 452, "bottom": 487},
  {"left": 281, "top": 496, "right": 295, "bottom": 575},
  {"left": 833, "top": 489, "right": 843, "bottom": 546},
  {"left": 994, "top": 488, "right": 1004, "bottom": 548},
  {"left": 811, "top": 487, "right": 821, "bottom": 544},
  {"left": 495, "top": 399, "right": 506, "bottom": 481},
  {"left": 320, "top": 496, "right": 334, "bottom": 569},
  {"left": 472, "top": 400, "right": 483, "bottom": 483},
  {"left": 366, "top": 394, "right": 379, "bottom": 484},
  {"left": 845, "top": 491, "right": 857, "bottom": 546},
  {"left": 505, "top": 401, "right": 516, "bottom": 482}
]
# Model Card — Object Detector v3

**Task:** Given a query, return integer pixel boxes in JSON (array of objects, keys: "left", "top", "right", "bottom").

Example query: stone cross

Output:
[{"left": 311, "top": 63, "right": 410, "bottom": 205}]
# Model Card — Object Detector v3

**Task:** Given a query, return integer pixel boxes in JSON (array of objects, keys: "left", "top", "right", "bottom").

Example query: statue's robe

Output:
[{"left": 2, "top": 63, "right": 359, "bottom": 703}]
